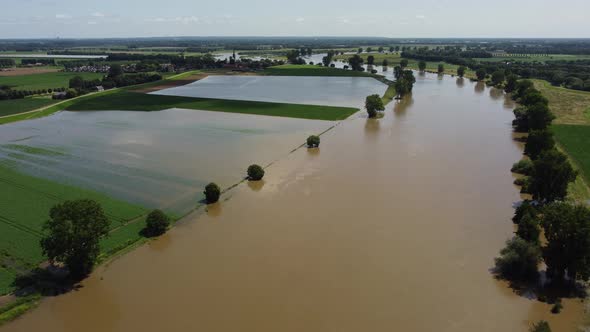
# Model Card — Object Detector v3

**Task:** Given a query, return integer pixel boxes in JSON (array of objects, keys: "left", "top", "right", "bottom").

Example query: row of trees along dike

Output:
[
  {"left": 17, "top": 162, "right": 274, "bottom": 297},
  {"left": 494, "top": 79, "right": 588, "bottom": 331},
  {"left": 366, "top": 64, "right": 416, "bottom": 118}
]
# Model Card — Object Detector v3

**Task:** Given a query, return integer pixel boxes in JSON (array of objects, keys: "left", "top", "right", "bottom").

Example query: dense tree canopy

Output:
[
  {"left": 365, "top": 94, "right": 384, "bottom": 118},
  {"left": 40, "top": 199, "right": 110, "bottom": 278},
  {"left": 542, "top": 203, "right": 590, "bottom": 282},
  {"left": 529, "top": 149, "right": 577, "bottom": 203}
]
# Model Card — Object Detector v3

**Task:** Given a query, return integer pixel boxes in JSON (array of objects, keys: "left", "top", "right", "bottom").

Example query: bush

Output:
[
  {"left": 511, "top": 159, "right": 534, "bottom": 175},
  {"left": 247, "top": 164, "right": 265, "bottom": 181},
  {"left": 365, "top": 94, "right": 384, "bottom": 118},
  {"left": 512, "top": 200, "right": 537, "bottom": 224},
  {"left": 516, "top": 213, "right": 541, "bottom": 244},
  {"left": 204, "top": 183, "right": 221, "bottom": 204},
  {"left": 494, "top": 237, "right": 540, "bottom": 282},
  {"left": 530, "top": 321, "right": 551, "bottom": 332},
  {"left": 307, "top": 135, "right": 320, "bottom": 148},
  {"left": 144, "top": 209, "right": 170, "bottom": 237},
  {"left": 551, "top": 300, "right": 563, "bottom": 314}
]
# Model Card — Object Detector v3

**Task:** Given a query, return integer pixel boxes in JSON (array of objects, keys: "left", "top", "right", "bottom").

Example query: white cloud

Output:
[
  {"left": 91, "top": 12, "right": 105, "bottom": 18},
  {"left": 415, "top": 15, "right": 426, "bottom": 20},
  {"left": 338, "top": 17, "right": 350, "bottom": 24},
  {"left": 295, "top": 17, "right": 305, "bottom": 23},
  {"left": 55, "top": 14, "right": 72, "bottom": 19},
  {"left": 88, "top": 21, "right": 98, "bottom": 25},
  {"left": 146, "top": 16, "right": 199, "bottom": 24}
]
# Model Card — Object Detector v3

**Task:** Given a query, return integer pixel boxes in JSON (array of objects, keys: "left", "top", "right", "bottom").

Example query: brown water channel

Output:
[{"left": 2, "top": 74, "right": 585, "bottom": 332}]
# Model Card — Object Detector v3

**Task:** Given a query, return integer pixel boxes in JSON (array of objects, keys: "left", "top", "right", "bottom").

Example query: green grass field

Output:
[
  {"left": 0, "top": 163, "right": 149, "bottom": 295},
  {"left": 533, "top": 79, "right": 590, "bottom": 126},
  {"left": 264, "top": 64, "right": 374, "bottom": 77},
  {"left": 553, "top": 125, "right": 590, "bottom": 185},
  {"left": 66, "top": 90, "right": 358, "bottom": 121},
  {"left": 0, "top": 72, "right": 104, "bottom": 91},
  {"left": 0, "top": 98, "right": 57, "bottom": 117}
]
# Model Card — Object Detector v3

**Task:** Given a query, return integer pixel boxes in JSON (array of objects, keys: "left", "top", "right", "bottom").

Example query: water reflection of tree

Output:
[
  {"left": 394, "top": 94, "right": 414, "bottom": 119},
  {"left": 489, "top": 87, "right": 504, "bottom": 101},
  {"left": 307, "top": 147, "right": 320, "bottom": 158},
  {"left": 247, "top": 180, "right": 266, "bottom": 192},
  {"left": 474, "top": 81, "right": 485, "bottom": 94},
  {"left": 206, "top": 202, "right": 222, "bottom": 218},
  {"left": 364, "top": 118, "right": 380, "bottom": 140},
  {"left": 456, "top": 77, "right": 465, "bottom": 88}
]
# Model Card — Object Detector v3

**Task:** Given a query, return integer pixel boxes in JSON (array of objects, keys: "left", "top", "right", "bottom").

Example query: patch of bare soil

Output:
[{"left": 0, "top": 67, "right": 59, "bottom": 77}]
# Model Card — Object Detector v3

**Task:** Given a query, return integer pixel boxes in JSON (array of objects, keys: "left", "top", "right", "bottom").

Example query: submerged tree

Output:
[
  {"left": 476, "top": 69, "right": 486, "bottom": 81},
  {"left": 348, "top": 54, "right": 364, "bottom": 71},
  {"left": 457, "top": 66, "right": 466, "bottom": 78},
  {"left": 40, "top": 199, "right": 110, "bottom": 278},
  {"left": 367, "top": 55, "right": 375, "bottom": 66},
  {"left": 494, "top": 237, "right": 541, "bottom": 282},
  {"left": 418, "top": 61, "right": 427, "bottom": 72},
  {"left": 437, "top": 64, "right": 445, "bottom": 74},
  {"left": 204, "top": 182, "right": 221, "bottom": 204},
  {"left": 247, "top": 164, "right": 265, "bottom": 181},
  {"left": 365, "top": 94, "right": 385, "bottom": 118},
  {"left": 307, "top": 135, "right": 320, "bottom": 148},
  {"left": 529, "top": 321, "right": 552, "bottom": 332},
  {"left": 144, "top": 209, "right": 170, "bottom": 237},
  {"left": 516, "top": 213, "right": 541, "bottom": 244}
]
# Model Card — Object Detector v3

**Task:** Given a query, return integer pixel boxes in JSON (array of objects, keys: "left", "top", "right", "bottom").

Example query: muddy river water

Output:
[{"left": 2, "top": 73, "right": 585, "bottom": 332}]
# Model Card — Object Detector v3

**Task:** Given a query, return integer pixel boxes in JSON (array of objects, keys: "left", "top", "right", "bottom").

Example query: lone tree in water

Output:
[
  {"left": 144, "top": 209, "right": 170, "bottom": 237},
  {"left": 530, "top": 321, "right": 552, "bottom": 332},
  {"left": 437, "top": 64, "right": 445, "bottom": 74},
  {"left": 40, "top": 199, "right": 110, "bottom": 278},
  {"left": 348, "top": 54, "right": 364, "bottom": 71},
  {"left": 247, "top": 164, "right": 265, "bottom": 181},
  {"left": 418, "top": 61, "right": 427, "bottom": 72},
  {"left": 457, "top": 66, "right": 466, "bottom": 78},
  {"left": 204, "top": 182, "right": 221, "bottom": 204},
  {"left": 367, "top": 55, "right": 375, "bottom": 66},
  {"left": 365, "top": 94, "right": 384, "bottom": 118},
  {"left": 307, "top": 135, "right": 320, "bottom": 148}
]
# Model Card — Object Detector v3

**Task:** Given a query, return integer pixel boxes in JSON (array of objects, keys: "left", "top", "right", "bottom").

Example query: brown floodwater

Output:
[{"left": 2, "top": 74, "right": 585, "bottom": 332}]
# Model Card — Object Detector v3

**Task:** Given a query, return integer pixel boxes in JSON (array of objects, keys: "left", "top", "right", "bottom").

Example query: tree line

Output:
[{"left": 494, "top": 79, "right": 587, "bottom": 321}]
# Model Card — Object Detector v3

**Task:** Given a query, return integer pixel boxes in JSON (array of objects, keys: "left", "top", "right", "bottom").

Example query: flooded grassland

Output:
[{"left": 2, "top": 74, "right": 585, "bottom": 332}]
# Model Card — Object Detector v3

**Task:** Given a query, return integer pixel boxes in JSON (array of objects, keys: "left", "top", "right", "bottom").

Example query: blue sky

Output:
[{"left": 1, "top": 0, "right": 589, "bottom": 38}]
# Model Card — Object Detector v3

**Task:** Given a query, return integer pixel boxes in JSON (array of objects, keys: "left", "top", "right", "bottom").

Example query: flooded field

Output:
[
  {"left": 0, "top": 109, "right": 333, "bottom": 214},
  {"left": 2, "top": 73, "right": 585, "bottom": 332},
  {"left": 152, "top": 75, "right": 387, "bottom": 107}
]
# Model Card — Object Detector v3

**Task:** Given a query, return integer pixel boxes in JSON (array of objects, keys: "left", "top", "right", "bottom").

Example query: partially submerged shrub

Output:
[
  {"left": 514, "top": 177, "right": 531, "bottom": 194},
  {"left": 511, "top": 159, "right": 533, "bottom": 175},
  {"left": 551, "top": 299, "right": 563, "bottom": 314},
  {"left": 307, "top": 135, "right": 320, "bottom": 148},
  {"left": 516, "top": 213, "right": 541, "bottom": 244},
  {"left": 247, "top": 164, "right": 265, "bottom": 181},
  {"left": 530, "top": 321, "right": 551, "bottom": 332},
  {"left": 494, "top": 237, "right": 540, "bottom": 282},
  {"left": 144, "top": 209, "right": 170, "bottom": 237},
  {"left": 204, "top": 182, "right": 221, "bottom": 204}
]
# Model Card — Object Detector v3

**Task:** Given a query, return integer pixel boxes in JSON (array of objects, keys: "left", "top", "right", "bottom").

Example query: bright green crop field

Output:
[
  {"left": 0, "top": 162, "right": 149, "bottom": 295},
  {"left": 67, "top": 90, "right": 358, "bottom": 121},
  {"left": 0, "top": 98, "right": 57, "bottom": 117}
]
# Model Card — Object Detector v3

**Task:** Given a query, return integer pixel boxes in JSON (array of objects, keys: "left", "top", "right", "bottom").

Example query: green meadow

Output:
[
  {"left": 264, "top": 64, "right": 375, "bottom": 77},
  {"left": 67, "top": 90, "right": 358, "bottom": 121},
  {"left": 0, "top": 98, "right": 57, "bottom": 117},
  {"left": 0, "top": 162, "right": 149, "bottom": 295},
  {"left": 0, "top": 72, "right": 104, "bottom": 91}
]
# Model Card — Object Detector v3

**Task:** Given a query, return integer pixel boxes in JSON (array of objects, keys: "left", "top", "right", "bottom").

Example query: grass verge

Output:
[
  {"left": 0, "top": 98, "right": 57, "bottom": 117},
  {"left": 0, "top": 294, "right": 41, "bottom": 325}
]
